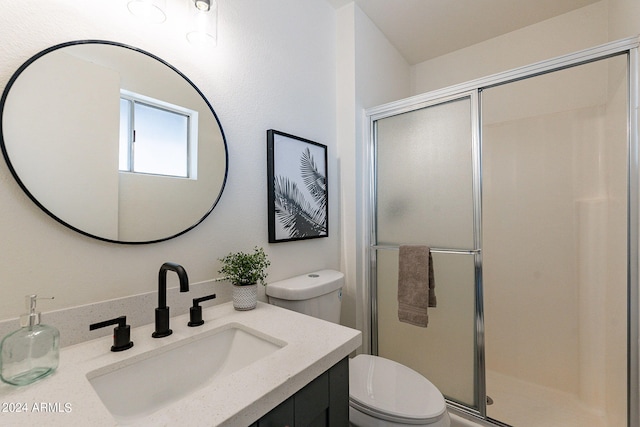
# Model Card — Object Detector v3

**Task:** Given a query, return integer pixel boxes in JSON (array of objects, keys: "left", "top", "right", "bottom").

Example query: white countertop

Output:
[{"left": 0, "top": 302, "right": 362, "bottom": 426}]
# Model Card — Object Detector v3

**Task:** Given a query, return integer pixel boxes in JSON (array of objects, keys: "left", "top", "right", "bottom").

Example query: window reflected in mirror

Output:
[{"left": 119, "top": 91, "right": 198, "bottom": 179}]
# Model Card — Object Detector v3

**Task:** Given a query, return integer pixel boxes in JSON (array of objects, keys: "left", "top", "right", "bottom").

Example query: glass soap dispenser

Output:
[{"left": 0, "top": 295, "right": 59, "bottom": 386}]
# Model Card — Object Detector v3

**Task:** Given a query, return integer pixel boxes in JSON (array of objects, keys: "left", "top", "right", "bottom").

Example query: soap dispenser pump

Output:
[{"left": 0, "top": 295, "right": 60, "bottom": 386}]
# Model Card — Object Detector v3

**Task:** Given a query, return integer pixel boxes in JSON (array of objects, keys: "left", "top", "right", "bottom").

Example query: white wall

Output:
[
  {"left": 335, "top": 3, "right": 411, "bottom": 346},
  {"left": 411, "top": 1, "right": 609, "bottom": 95},
  {"left": 0, "top": 0, "right": 340, "bottom": 320},
  {"left": 609, "top": 0, "right": 640, "bottom": 40}
]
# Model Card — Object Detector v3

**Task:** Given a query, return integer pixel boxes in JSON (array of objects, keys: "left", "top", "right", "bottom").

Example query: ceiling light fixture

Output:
[
  {"left": 187, "top": 0, "right": 217, "bottom": 47},
  {"left": 194, "top": 0, "right": 211, "bottom": 12}
]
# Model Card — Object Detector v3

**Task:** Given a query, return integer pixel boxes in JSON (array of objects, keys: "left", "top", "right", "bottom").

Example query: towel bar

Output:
[{"left": 371, "top": 244, "right": 480, "bottom": 255}]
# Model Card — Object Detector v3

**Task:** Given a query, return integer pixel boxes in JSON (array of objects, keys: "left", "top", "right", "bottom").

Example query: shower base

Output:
[{"left": 484, "top": 370, "right": 607, "bottom": 427}]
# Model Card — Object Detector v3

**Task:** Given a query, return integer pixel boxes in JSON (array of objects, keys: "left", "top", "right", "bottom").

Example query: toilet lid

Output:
[{"left": 349, "top": 354, "right": 446, "bottom": 424}]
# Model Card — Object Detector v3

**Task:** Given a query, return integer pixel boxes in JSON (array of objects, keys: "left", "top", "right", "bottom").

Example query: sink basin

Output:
[{"left": 87, "top": 323, "right": 285, "bottom": 424}]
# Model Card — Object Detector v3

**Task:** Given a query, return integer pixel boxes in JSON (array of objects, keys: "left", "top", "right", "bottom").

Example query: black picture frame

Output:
[{"left": 267, "top": 129, "right": 328, "bottom": 243}]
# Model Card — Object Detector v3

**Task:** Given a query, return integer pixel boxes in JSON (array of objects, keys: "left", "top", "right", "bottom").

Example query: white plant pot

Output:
[{"left": 233, "top": 284, "right": 257, "bottom": 311}]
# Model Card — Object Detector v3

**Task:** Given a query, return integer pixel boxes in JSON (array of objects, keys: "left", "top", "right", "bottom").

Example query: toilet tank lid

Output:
[{"left": 266, "top": 270, "right": 344, "bottom": 300}]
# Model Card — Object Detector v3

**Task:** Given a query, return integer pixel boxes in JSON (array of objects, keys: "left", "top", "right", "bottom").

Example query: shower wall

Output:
[
  {"left": 483, "top": 107, "right": 606, "bottom": 393},
  {"left": 481, "top": 56, "right": 627, "bottom": 425}
]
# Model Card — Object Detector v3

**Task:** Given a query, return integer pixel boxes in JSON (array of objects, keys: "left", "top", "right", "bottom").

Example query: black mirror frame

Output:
[{"left": 0, "top": 40, "right": 229, "bottom": 244}]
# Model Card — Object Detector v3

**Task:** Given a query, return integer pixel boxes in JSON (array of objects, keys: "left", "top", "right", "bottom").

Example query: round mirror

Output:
[{"left": 0, "top": 40, "right": 228, "bottom": 244}]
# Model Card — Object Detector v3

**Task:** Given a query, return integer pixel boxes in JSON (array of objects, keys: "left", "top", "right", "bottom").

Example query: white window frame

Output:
[{"left": 120, "top": 89, "right": 199, "bottom": 179}]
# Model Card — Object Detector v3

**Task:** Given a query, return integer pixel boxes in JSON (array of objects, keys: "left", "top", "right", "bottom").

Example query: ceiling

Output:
[{"left": 328, "top": 0, "right": 601, "bottom": 65}]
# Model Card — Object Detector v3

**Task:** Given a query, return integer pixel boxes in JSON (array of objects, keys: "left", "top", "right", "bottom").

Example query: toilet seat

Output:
[{"left": 349, "top": 354, "right": 447, "bottom": 425}]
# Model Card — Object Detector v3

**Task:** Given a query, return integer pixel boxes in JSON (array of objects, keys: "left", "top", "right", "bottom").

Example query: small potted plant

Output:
[{"left": 218, "top": 246, "right": 270, "bottom": 310}]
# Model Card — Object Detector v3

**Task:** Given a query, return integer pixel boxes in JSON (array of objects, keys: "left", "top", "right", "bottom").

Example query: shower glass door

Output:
[
  {"left": 369, "top": 45, "right": 634, "bottom": 426},
  {"left": 481, "top": 54, "right": 628, "bottom": 427},
  {"left": 372, "top": 94, "right": 482, "bottom": 410}
]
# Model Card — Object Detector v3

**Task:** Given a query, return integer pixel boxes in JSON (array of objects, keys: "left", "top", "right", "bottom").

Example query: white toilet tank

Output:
[{"left": 265, "top": 269, "right": 343, "bottom": 323}]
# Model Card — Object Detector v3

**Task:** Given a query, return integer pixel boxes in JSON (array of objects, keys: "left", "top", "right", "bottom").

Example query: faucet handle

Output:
[
  {"left": 188, "top": 293, "right": 217, "bottom": 327},
  {"left": 90, "top": 316, "right": 134, "bottom": 352}
]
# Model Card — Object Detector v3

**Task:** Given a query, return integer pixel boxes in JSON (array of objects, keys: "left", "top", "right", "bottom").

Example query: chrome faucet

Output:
[{"left": 152, "top": 262, "right": 189, "bottom": 338}]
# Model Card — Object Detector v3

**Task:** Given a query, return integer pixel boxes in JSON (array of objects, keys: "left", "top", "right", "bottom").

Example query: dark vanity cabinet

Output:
[{"left": 250, "top": 357, "right": 349, "bottom": 427}]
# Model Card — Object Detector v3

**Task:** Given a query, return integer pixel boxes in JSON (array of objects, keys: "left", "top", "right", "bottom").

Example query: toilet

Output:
[{"left": 266, "top": 270, "right": 451, "bottom": 427}]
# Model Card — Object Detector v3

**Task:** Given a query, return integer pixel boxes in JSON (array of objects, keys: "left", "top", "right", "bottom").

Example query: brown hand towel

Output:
[{"left": 398, "top": 245, "right": 436, "bottom": 327}]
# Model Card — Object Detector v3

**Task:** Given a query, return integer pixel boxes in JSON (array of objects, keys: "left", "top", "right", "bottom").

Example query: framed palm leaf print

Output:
[{"left": 267, "top": 129, "right": 328, "bottom": 243}]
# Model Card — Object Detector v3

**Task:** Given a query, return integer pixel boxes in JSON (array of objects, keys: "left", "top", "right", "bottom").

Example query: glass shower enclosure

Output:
[{"left": 366, "top": 38, "right": 638, "bottom": 426}]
